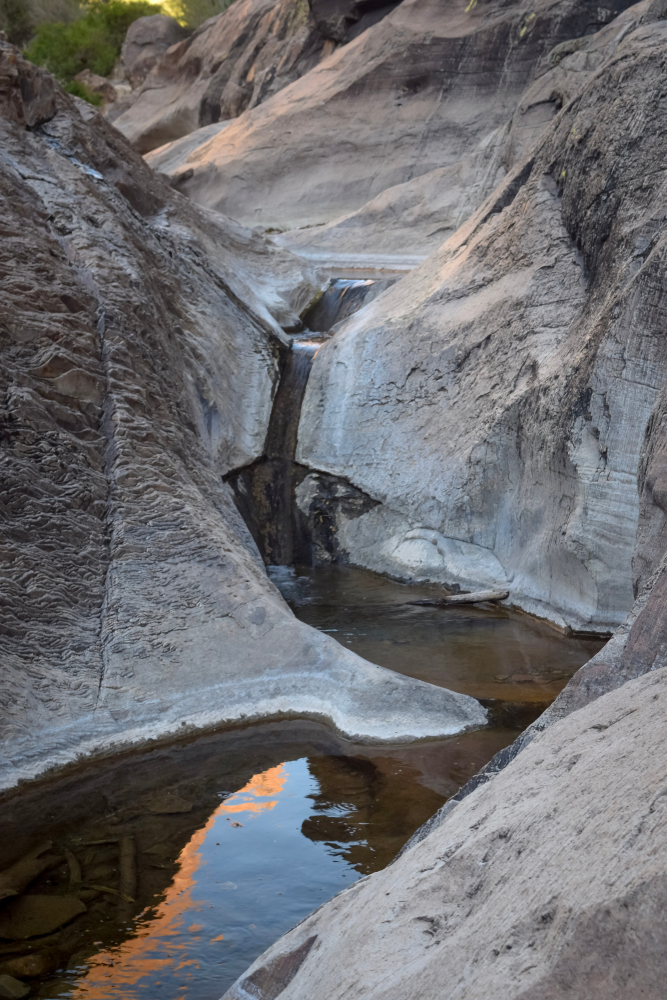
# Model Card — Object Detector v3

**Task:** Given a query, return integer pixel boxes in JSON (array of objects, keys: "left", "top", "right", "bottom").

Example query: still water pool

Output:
[{"left": 0, "top": 568, "right": 604, "bottom": 1000}]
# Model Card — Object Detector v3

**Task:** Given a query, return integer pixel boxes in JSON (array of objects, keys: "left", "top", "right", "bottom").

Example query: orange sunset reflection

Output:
[{"left": 69, "top": 764, "right": 289, "bottom": 999}]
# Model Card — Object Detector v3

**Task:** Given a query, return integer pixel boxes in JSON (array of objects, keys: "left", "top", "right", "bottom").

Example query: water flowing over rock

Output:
[{"left": 0, "top": 42, "right": 486, "bottom": 792}]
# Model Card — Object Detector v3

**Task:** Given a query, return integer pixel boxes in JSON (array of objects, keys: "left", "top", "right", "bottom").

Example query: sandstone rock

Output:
[
  {"left": 276, "top": 3, "right": 649, "bottom": 261},
  {"left": 0, "top": 52, "right": 485, "bottom": 792},
  {"left": 74, "top": 69, "right": 117, "bottom": 105},
  {"left": 296, "top": 6, "right": 667, "bottom": 633},
  {"left": 114, "top": 0, "right": 335, "bottom": 154},
  {"left": 121, "top": 14, "right": 189, "bottom": 89},
  {"left": 146, "top": 0, "right": 636, "bottom": 238},
  {"left": 0, "top": 897, "right": 86, "bottom": 940},
  {"left": 221, "top": 664, "right": 667, "bottom": 1000}
]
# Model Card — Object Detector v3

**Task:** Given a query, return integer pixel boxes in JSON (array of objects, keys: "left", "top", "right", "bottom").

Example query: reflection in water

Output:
[
  {"left": 69, "top": 766, "right": 290, "bottom": 999},
  {"left": 4, "top": 721, "right": 499, "bottom": 1000},
  {"left": 0, "top": 566, "right": 605, "bottom": 999}
]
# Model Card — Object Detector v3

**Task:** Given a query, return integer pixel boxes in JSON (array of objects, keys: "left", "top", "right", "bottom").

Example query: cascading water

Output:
[
  {"left": 227, "top": 277, "right": 391, "bottom": 567},
  {"left": 227, "top": 335, "right": 325, "bottom": 566}
]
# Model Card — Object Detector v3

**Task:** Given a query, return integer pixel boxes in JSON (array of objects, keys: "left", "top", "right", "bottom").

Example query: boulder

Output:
[
  {"left": 295, "top": 4, "right": 667, "bottom": 633},
  {"left": 0, "top": 50, "right": 485, "bottom": 793},
  {"left": 114, "top": 0, "right": 337, "bottom": 153},
  {"left": 146, "top": 0, "right": 636, "bottom": 240},
  {"left": 121, "top": 13, "right": 190, "bottom": 88},
  {"left": 74, "top": 68, "right": 117, "bottom": 104},
  {"left": 0, "top": 39, "right": 55, "bottom": 128}
]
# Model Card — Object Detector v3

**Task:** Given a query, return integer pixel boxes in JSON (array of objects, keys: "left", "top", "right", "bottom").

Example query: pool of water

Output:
[
  {"left": 0, "top": 567, "right": 604, "bottom": 1000},
  {"left": 0, "top": 721, "right": 523, "bottom": 1000},
  {"left": 270, "top": 564, "right": 604, "bottom": 711}
]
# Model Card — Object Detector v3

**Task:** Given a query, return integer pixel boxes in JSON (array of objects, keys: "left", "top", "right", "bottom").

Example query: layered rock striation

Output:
[
  {"left": 146, "top": 0, "right": 636, "bottom": 254},
  {"left": 0, "top": 43, "right": 486, "bottom": 793}
]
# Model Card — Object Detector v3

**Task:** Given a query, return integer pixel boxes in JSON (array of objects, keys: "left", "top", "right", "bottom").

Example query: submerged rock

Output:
[
  {"left": 0, "top": 897, "right": 86, "bottom": 940},
  {"left": 0, "top": 975, "right": 29, "bottom": 1000}
]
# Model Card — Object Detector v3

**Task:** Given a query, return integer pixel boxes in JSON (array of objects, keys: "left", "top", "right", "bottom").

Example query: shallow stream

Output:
[{"left": 0, "top": 568, "right": 603, "bottom": 1000}]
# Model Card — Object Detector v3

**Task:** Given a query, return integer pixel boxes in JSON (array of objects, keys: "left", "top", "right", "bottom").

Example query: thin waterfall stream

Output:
[{"left": 0, "top": 278, "right": 606, "bottom": 1000}]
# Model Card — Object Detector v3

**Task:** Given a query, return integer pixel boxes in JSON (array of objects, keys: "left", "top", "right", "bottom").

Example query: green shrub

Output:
[
  {"left": 164, "top": 0, "right": 236, "bottom": 30},
  {"left": 0, "top": 0, "right": 36, "bottom": 45},
  {"left": 24, "top": 0, "right": 161, "bottom": 83},
  {"left": 65, "top": 78, "right": 103, "bottom": 104}
]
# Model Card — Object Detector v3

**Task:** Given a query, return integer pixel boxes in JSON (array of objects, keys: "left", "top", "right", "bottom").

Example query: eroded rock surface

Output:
[
  {"left": 114, "top": 0, "right": 344, "bottom": 154},
  {"left": 296, "top": 9, "right": 667, "bottom": 632},
  {"left": 146, "top": 0, "right": 635, "bottom": 246},
  {"left": 223, "top": 664, "right": 667, "bottom": 1000},
  {"left": 0, "top": 45, "right": 485, "bottom": 793},
  {"left": 277, "top": 3, "right": 651, "bottom": 260}
]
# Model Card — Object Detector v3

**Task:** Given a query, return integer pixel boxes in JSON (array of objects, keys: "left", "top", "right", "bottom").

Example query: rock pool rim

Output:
[{"left": 0, "top": 707, "right": 492, "bottom": 804}]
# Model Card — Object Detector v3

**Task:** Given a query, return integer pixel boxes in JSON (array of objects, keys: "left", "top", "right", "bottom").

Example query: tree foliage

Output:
[{"left": 23, "top": 0, "right": 161, "bottom": 82}]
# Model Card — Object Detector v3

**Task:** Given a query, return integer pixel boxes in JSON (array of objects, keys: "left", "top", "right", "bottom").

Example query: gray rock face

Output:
[
  {"left": 146, "top": 0, "right": 636, "bottom": 240},
  {"left": 0, "top": 46, "right": 485, "bottom": 793},
  {"left": 121, "top": 13, "right": 190, "bottom": 89},
  {"left": 276, "top": 3, "right": 650, "bottom": 261},
  {"left": 222, "top": 663, "right": 667, "bottom": 1000},
  {"left": 296, "top": 8, "right": 667, "bottom": 633},
  {"left": 114, "top": 0, "right": 337, "bottom": 154}
]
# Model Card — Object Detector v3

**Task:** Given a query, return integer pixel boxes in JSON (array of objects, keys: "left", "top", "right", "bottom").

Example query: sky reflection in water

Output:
[{"left": 67, "top": 760, "right": 361, "bottom": 999}]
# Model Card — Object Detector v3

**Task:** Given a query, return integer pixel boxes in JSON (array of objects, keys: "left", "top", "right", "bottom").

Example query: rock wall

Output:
[
  {"left": 296, "top": 7, "right": 667, "bottom": 633},
  {"left": 0, "top": 44, "right": 486, "bottom": 793},
  {"left": 112, "top": 0, "right": 364, "bottom": 155},
  {"left": 146, "top": 0, "right": 636, "bottom": 244}
]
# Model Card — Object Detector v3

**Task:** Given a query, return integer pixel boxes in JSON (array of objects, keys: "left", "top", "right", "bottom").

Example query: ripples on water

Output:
[{"left": 0, "top": 567, "right": 604, "bottom": 999}]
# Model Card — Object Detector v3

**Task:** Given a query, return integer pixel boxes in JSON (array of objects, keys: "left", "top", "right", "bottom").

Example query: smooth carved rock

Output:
[
  {"left": 146, "top": 0, "right": 635, "bottom": 240},
  {"left": 121, "top": 14, "right": 189, "bottom": 89},
  {"left": 0, "top": 48, "right": 485, "bottom": 792},
  {"left": 222, "top": 665, "right": 667, "bottom": 1000},
  {"left": 0, "top": 975, "right": 29, "bottom": 1000},
  {"left": 276, "top": 5, "right": 647, "bottom": 261},
  {"left": 114, "top": 0, "right": 337, "bottom": 154},
  {"left": 296, "top": 6, "right": 667, "bottom": 633}
]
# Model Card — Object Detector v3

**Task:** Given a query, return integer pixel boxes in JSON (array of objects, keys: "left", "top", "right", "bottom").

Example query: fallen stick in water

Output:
[{"left": 408, "top": 589, "right": 510, "bottom": 607}]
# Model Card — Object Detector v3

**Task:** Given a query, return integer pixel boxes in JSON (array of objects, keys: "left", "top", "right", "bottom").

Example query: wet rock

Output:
[
  {"left": 0, "top": 897, "right": 86, "bottom": 940},
  {"left": 121, "top": 14, "right": 189, "bottom": 89},
  {"left": 0, "top": 949, "right": 61, "bottom": 978},
  {"left": 0, "top": 975, "right": 29, "bottom": 1000},
  {"left": 143, "top": 793, "right": 194, "bottom": 814}
]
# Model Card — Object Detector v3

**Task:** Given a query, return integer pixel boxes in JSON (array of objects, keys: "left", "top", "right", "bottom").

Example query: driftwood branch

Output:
[{"left": 408, "top": 589, "right": 509, "bottom": 607}]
